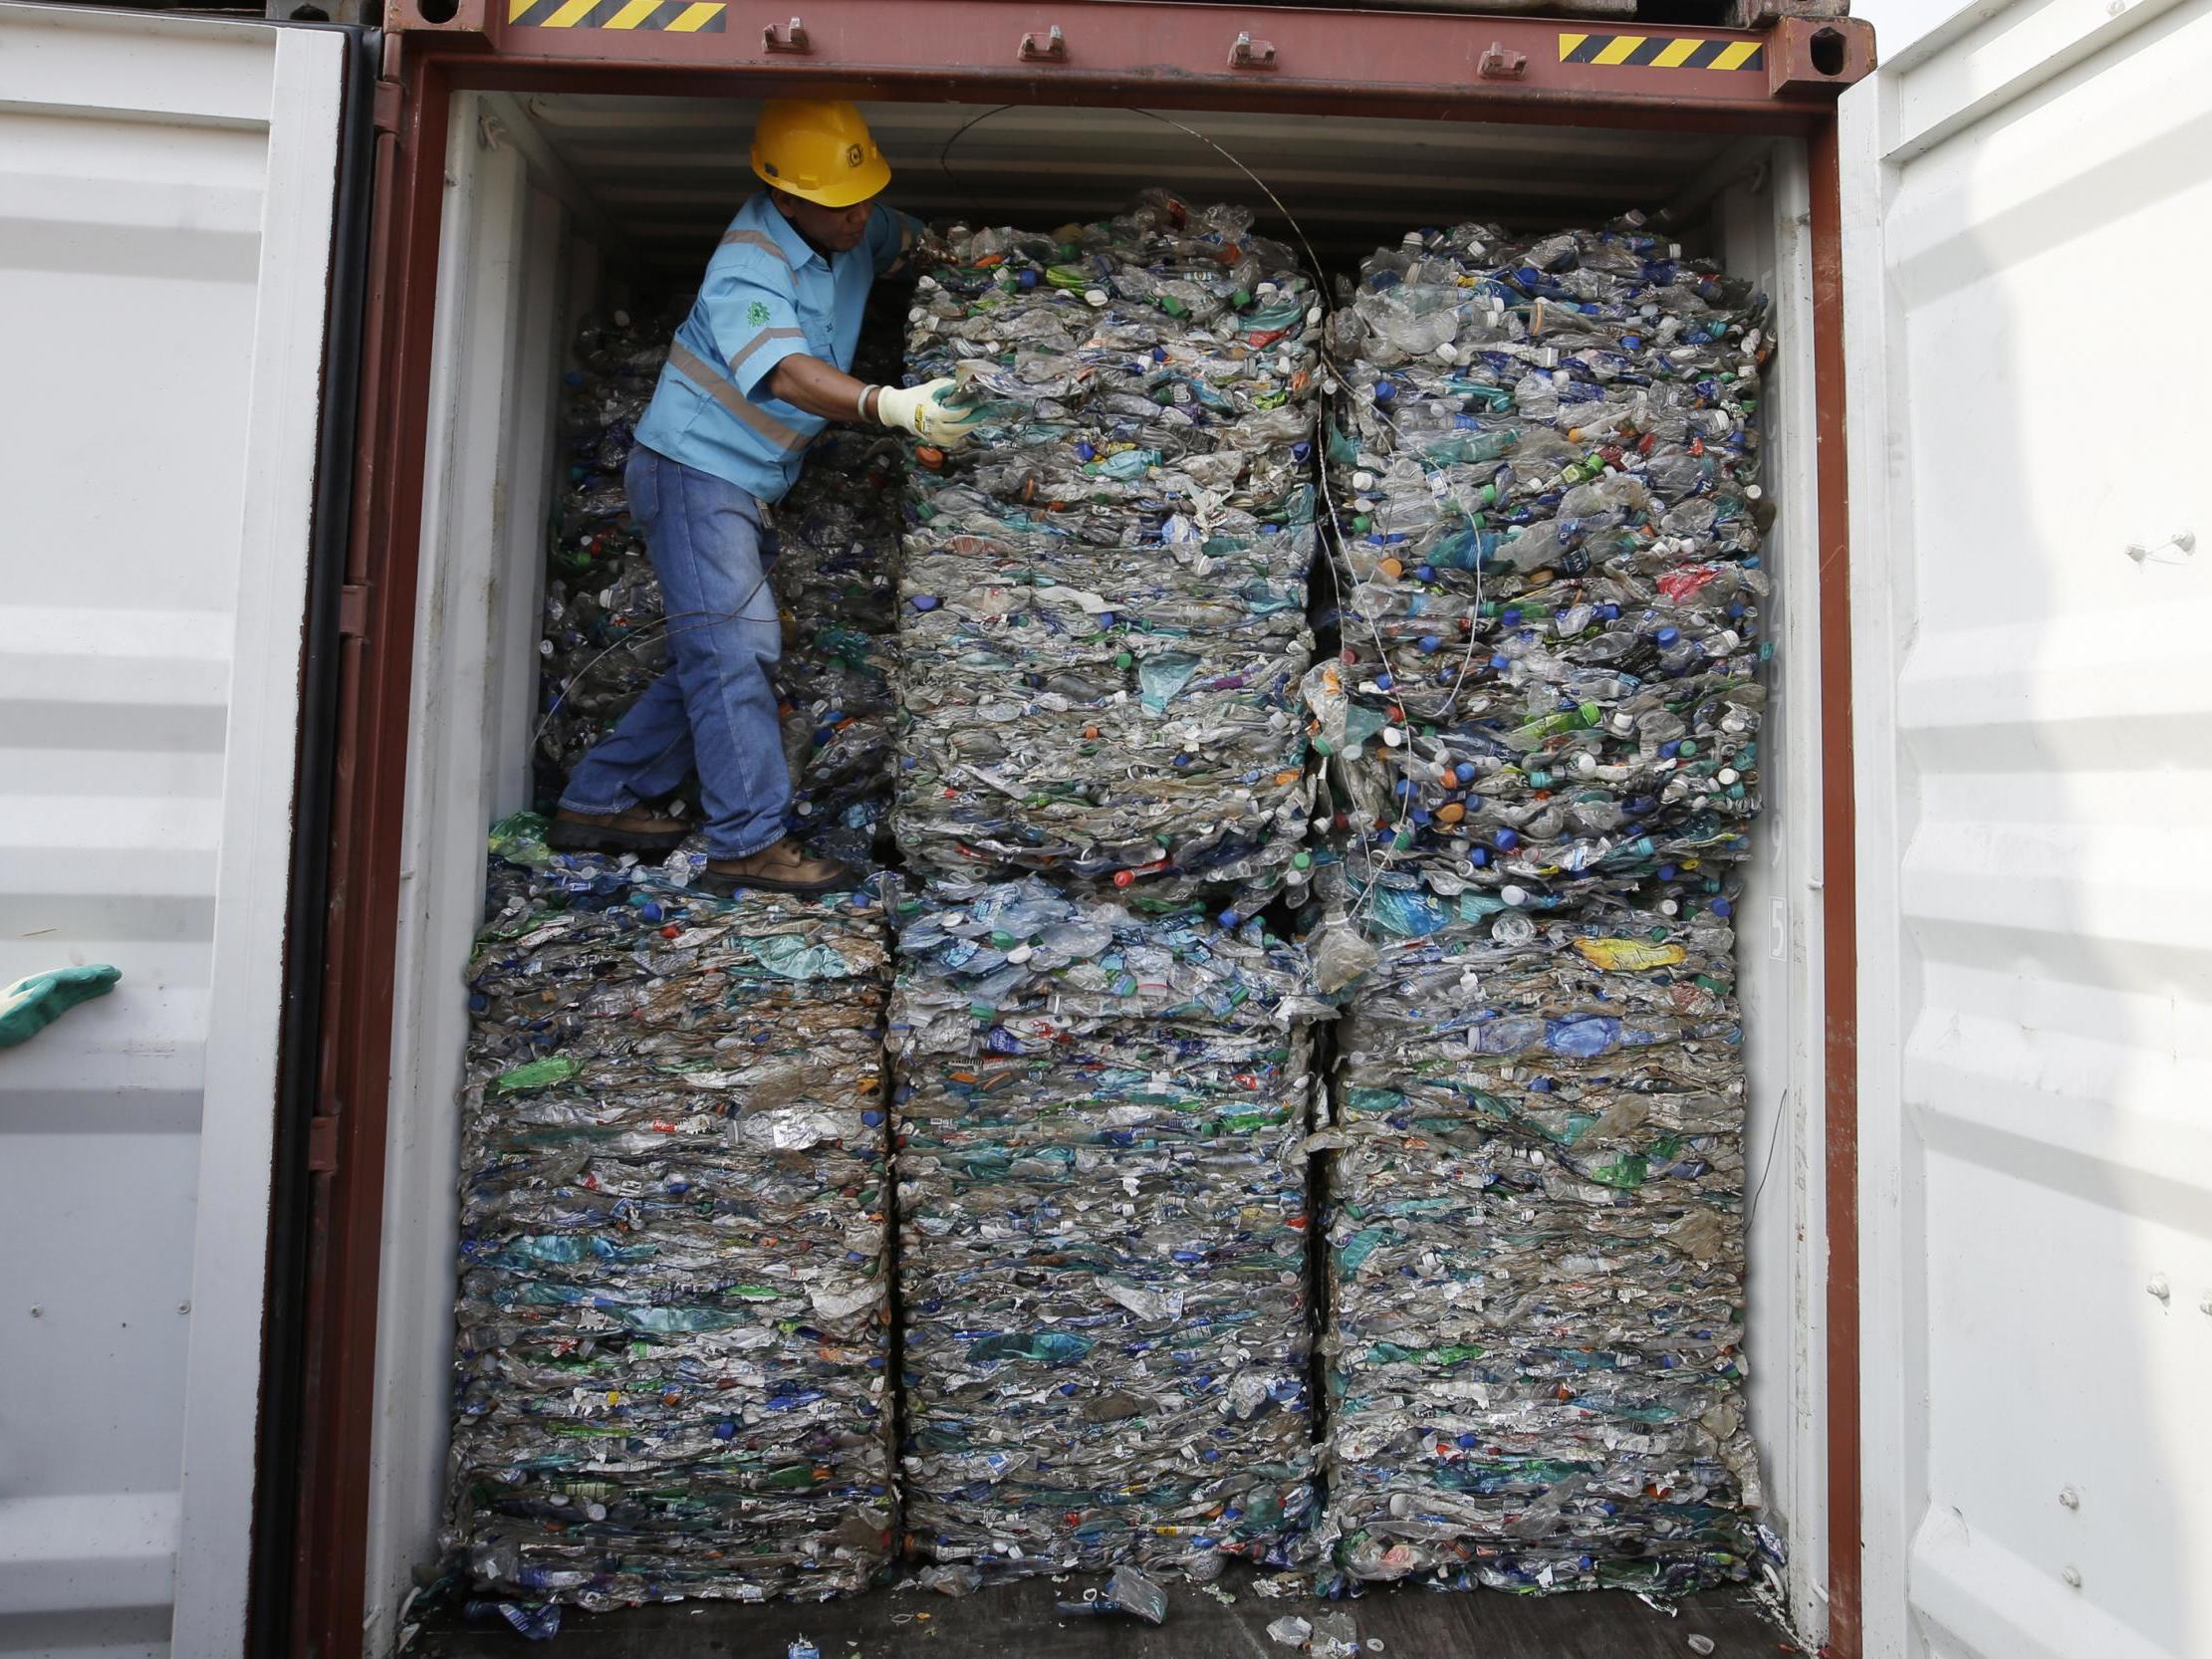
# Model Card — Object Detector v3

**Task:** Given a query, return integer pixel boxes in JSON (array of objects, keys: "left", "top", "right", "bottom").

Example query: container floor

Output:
[{"left": 415, "top": 1568, "right": 1796, "bottom": 1659}]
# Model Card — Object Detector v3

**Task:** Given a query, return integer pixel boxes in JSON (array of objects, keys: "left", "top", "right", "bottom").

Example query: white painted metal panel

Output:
[
  {"left": 0, "top": 7, "right": 344, "bottom": 1654},
  {"left": 1843, "top": 1, "right": 2212, "bottom": 1654},
  {"left": 1718, "top": 143, "right": 1833, "bottom": 1650},
  {"left": 364, "top": 96, "right": 578, "bottom": 1659}
]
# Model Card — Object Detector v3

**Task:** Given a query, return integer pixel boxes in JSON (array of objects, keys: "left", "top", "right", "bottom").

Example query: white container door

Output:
[
  {"left": 0, "top": 7, "right": 346, "bottom": 1655},
  {"left": 1842, "top": 0, "right": 2212, "bottom": 1655}
]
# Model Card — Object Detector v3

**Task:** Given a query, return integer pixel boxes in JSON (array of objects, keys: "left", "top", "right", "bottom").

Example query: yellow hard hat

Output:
[{"left": 750, "top": 99, "right": 891, "bottom": 209}]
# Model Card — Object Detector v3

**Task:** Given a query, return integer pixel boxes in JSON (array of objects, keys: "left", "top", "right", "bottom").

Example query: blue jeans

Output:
[{"left": 559, "top": 446, "right": 789, "bottom": 859}]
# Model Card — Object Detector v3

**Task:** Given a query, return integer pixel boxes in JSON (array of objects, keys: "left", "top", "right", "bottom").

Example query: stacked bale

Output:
[{"left": 445, "top": 819, "right": 895, "bottom": 1607}]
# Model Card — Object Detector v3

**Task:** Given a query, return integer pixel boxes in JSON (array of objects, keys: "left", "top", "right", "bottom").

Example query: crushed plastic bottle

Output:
[
  {"left": 443, "top": 813, "right": 897, "bottom": 1607},
  {"left": 911, "top": 1561, "right": 984, "bottom": 1598},
  {"left": 1310, "top": 1610, "right": 1361, "bottom": 1659},
  {"left": 894, "top": 192, "right": 1324, "bottom": 908},
  {"left": 537, "top": 294, "right": 908, "bottom": 868},
  {"left": 1309, "top": 217, "right": 1771, "bottom": 905},
  {"left": 888, "top": 876, "right": 1328, "bottom": 1579},
  {"left": 462, "top": 1598, "right": 561, "bottom": 1642},
  {"left": 1315, "top": 870, "right": 1763, "bottom": 1596},
  {"left": 1055, "top": 1563, "right": 1171, "bottom": 1625}
]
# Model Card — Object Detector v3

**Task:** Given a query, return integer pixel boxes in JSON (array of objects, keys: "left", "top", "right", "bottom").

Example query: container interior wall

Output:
[
  {"left": 366, "top": 91, "right": 1827, "bottom": 1656},
  {"left": 366, "top": 101, "right": 591, "bottom": 1653},
  {"left": 1713, "top": 144, "right": 1830, "bottom": 1637}
]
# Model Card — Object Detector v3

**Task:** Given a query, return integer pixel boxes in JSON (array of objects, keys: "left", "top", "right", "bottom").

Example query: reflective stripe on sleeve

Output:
[
  {"left": 728, "top": 326, "right": 806, "bottom": 375},
  {"left": 667, "top": 340, "right": 807, "bottom": 452},
  {"left": 719, "top": 227, "right": 792, "bottom": 268}
]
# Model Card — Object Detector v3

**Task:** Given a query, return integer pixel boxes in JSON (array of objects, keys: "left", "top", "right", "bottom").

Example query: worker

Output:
[{"left": 550, "top": 99, "right": 976, "bottom": 894}]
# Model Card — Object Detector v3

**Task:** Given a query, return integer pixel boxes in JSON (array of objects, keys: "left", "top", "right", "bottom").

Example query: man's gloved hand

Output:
[{"left": 875, "top": 377, "right": 983, "bottom": 447}]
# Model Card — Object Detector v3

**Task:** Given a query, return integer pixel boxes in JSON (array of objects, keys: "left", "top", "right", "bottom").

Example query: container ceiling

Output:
[{"left": 515, "top": 95, "right": 1739, "bottom": 277}]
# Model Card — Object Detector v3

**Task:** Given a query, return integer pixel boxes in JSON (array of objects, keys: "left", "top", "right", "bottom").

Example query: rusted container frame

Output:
[
  {"left": 389, "top": 0, "right": 1872, "bottom": 123},
  {"left": 287, "top": 12, "right": 1867, "bottom": 1655}
]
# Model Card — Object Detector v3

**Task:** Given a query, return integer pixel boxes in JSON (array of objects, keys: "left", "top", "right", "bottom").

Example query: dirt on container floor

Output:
[{"left": 416, "top": 1565, "right": 1798, "bottom": 1659}]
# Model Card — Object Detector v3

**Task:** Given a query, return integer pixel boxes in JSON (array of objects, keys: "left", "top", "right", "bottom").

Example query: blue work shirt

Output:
[{"left": 635, "top": 191, "right": 921, "bottom": 504}]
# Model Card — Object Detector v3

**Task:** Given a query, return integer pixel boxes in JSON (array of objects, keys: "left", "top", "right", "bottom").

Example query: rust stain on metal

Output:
[{"left": 1808, "top": 113, "right": 1862, "bottom": 1659}]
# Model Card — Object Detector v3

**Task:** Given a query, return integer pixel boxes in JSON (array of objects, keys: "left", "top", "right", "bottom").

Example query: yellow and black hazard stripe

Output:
[
  {"left": 1559, "top": 32, "right": 1766, "bottom": 70},
  {"left": 509, "top": 0, "right": 725, "bottom": 30}
]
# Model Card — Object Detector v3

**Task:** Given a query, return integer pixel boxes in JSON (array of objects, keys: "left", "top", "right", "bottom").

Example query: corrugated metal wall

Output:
[
  {"left": 515, "top": 96, "right": 1736, "bottom": 276},
  {"left": 0, "top": 10, "right": 341, "bottom": 1654},
  {"left": 1844, "top": 0, "right": 2212, "bottom": 1652}
]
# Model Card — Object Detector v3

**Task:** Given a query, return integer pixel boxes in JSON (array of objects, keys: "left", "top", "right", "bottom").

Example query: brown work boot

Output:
[
  {"left": 699, "top": 837, "right": 860, "bottom": 897},
  {"left": 547, "top": 807, "right": 690, "bottom": 853}
]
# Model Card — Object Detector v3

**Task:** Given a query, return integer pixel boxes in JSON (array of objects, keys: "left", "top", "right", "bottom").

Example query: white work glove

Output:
[{"left": 874, "top": 377, "right": 983, "bottom": 447}]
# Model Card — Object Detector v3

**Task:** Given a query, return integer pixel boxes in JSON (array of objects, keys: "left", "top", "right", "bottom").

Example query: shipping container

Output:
[{"left": 2, "top": 0, "right": 2206, "bottom": 1656}]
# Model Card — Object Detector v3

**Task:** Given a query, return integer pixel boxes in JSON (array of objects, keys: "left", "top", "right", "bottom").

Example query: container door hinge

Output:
[
  {"left": 1479, "top": 43, "right": 1528, "bottom": 80},
  {"left": 1018, "top": 24, "right": 1066, "bottom": 62},
  {"left": 307, "top": 1114, "right": 341, "bottom": 1174},
  {"left": 1228, "top": 31, "right": 1277, "bottom": 69},
  {"left": 371, "top": 79, "right": 404, "bottom": 135},
  {"left": 762, "top": 16, "right": 811, "bottom": 53},
  {"left": 339, "top": 584, "right": 370, "bottom": 640}
]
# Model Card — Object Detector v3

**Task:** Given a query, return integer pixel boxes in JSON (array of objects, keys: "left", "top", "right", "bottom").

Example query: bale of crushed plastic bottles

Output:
[
  {"left": 1307, "top": 217, "right": 1771, "bottom": 906},
  {"left": 443, "top": 814, "right": 896, "bottom": 1607},
  {"left": 1314, "top": 860, "right": 1763, "bottom": 1592},
  {"left": 888, "top": 877, "right": 1324, "bottom": 1578},
  {"left": 537, "top": 297, "right": 906, "bottom": 867},
  {"left": 538, "top": 306, "right": 677, "bottom": 790},
  {"left": 767, "top": 419, "right": 905, "bottom": 867},
  {"left": 895, "top": 191, "right": 1325, "bottom": 912}
]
